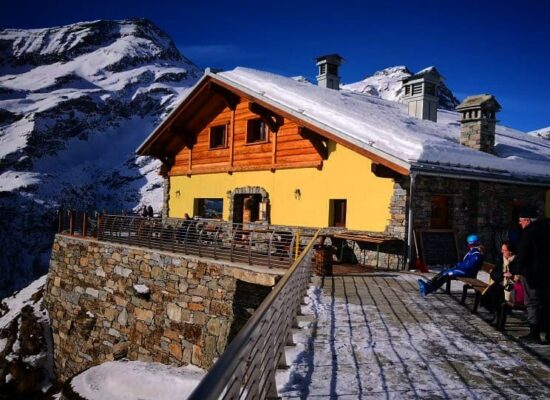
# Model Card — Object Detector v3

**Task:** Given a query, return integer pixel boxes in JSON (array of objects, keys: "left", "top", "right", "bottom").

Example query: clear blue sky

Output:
[{"left": 2, "top": 0, "right": 549, "bottom": 132}]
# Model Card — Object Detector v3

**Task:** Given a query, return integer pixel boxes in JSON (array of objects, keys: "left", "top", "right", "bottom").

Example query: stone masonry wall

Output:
[
  {"left": 388, "top": 175, "right": 546, "bottom": 265},
  {"left": 44, "top": 235, "right": 280, "bottom": 382}
]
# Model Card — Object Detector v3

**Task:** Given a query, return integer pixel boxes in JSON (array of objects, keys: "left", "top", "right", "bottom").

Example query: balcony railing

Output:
[
  {"left": 57, "top": 211, "right": 317, "bottom": 269},
  {"left": 188, "top": 229, "right": 320, "bottom": 399}
]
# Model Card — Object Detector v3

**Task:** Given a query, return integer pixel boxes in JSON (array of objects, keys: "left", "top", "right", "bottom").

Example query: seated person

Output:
[
  {"left": 418, "top": 234, "right": 484, "bottom": 297},
  {"left": 481, "top": 241, "right": 519, "bottom": 323}
]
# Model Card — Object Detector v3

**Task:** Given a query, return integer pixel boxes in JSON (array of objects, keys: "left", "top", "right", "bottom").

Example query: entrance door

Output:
[
  {"left": 233, "top": 194, "right": 262, "bottom": 223},
  {"left": 430, "top": 195, "right": 449, "bottom": 228},
  {"left": 330, "top": 199, "right": 347, "bottom": 227}
]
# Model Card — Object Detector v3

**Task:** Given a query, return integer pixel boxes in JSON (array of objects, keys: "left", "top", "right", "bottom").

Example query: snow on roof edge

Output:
[{"left": 211, "top": 72, "right": 411, "bottom": 172}]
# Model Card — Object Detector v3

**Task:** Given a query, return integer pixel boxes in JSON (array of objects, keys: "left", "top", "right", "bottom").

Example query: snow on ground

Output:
[
  {"left": 277, "top": 273, "right": 550, "bottom": 398},
  {"left": 69, "top": 360, "right": 206, "bottom": 400},
  {"left": 0, "top": 275, "right": 47, "bottom": 330}
]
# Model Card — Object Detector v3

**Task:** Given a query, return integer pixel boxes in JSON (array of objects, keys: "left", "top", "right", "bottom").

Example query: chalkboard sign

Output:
[{"left": 414, "top": 229, "right": 459, "bottom": 267}]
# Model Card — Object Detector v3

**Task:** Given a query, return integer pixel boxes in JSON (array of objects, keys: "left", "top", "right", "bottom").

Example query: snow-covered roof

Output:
[{"left": 211, "top": 67, "right": 550, "bottom": 185}]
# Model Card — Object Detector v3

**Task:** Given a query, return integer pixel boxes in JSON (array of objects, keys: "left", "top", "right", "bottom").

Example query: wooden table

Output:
[{"left": 330, "top": 232, "right": 404, "bottom": 269}]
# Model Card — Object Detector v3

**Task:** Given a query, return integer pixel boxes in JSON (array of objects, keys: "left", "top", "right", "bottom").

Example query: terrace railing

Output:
[
  {"left": 188, "top": 229, "right": 319, "bottom": 400},
  {"left": 58, "top": 212, "right": 317, "bottom": 269}
]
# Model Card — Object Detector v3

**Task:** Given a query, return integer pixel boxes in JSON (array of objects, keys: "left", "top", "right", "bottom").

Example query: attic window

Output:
[
  {"left": 246, "top": 119, "right": 268, "bottom": 144},
  {"left": 412, "top": 83, "right": 422, "bottom": 95},
  {"left": 319, "top": 64, "right": 326, "bottom": 75},
  {"left": 209, "top": 125, "right": 227, "bottom": 149}
]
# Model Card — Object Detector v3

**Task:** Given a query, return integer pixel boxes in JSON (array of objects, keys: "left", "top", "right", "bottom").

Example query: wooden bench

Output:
[
  {"left": 496, "top": 300, "right": 527, "bottom": 331},
  {"left": 445, "top": 262, "right": 495, "bottom": 314}
]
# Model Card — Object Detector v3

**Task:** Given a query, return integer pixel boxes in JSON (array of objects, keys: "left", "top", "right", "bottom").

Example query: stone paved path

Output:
[{"left": 278, "top": 272, "right": 550, "bottom": 399}]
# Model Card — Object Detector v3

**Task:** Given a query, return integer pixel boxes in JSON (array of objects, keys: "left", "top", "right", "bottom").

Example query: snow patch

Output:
[{"left": 69, "top": 360, "right": 206, "bottom": 400}]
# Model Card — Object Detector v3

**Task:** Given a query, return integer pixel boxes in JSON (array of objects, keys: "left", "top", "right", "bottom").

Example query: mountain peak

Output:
[{"left": 342, "top": 65, "right": 459, "bottom": 110}]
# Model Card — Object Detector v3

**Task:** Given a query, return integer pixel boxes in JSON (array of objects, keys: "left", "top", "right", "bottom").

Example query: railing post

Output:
[
  {"left": 82, "top": 212, "right": 88, "bottom": 237},
  {"left": 96, "top": 213, "right": 102, "bottom": 239},
  {"left": 69, "top": 210, "right": 76, "bottom": 236},
  {"left": 57, "top": 209, "right": 63, "bottom": 233}
]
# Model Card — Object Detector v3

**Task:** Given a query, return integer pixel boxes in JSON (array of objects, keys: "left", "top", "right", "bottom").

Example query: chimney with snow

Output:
[
  {"left": 315, "top": 54, "right": 343, "bottom": 90},
  {"left": 402, "top": 67, "right": 442, "bottom": 122},
  {"left": 456, "top": 94, "right": 501, "bottom": 154}
]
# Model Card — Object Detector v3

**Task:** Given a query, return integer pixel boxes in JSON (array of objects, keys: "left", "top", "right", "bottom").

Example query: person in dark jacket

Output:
[
  {"left": 418, "top": 234, "right": 485, "bottom": 297},
  {"left": 481, "top": 241, "right": 519, "bottom": 323},
  {"left": 516, "top": 206, "right": 550, "bottom": 344}
]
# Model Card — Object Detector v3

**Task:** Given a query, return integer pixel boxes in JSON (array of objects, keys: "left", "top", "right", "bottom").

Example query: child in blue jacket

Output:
[{"left": 418, "top": 234, "right": 484, "bottom": 297}]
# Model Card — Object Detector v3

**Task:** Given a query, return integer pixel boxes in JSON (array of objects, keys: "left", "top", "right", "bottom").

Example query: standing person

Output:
[
  {"left": 147, "top": 205, "right": 154, "bottom": 218},
  {"left": 141, "top": 205, "right": 148, "bottom": 217},
  {"left": 418, "top": 234, "right": 485, "bottom": 297},
  {"left": 516, "top": 206, "right": 550, "bottom": 344}
]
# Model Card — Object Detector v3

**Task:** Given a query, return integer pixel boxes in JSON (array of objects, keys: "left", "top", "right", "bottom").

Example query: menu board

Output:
[{"left": 414, "top": 229, "right": 459, "bottom": 267}]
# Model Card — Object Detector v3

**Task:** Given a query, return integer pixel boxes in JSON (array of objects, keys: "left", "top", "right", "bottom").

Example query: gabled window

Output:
[
  {"left": 246, "top": 119, "right": 268, "bottom": 144},
  {"left": 209, "top": 124, "right": 227, "bottom": 149}
]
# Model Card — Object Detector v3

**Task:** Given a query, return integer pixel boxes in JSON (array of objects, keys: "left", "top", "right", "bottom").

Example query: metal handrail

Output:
[
  {"left": 57, "top": 213, "right": 316, "bottom": 269},
  {"left": 188, "top": 229, "right": 320, "bottom": 399}
]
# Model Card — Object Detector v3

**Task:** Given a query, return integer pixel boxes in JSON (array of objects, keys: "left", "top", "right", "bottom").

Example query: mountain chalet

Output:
[{"left": 137, "top": 55, "right": 550, "bottom": 265}]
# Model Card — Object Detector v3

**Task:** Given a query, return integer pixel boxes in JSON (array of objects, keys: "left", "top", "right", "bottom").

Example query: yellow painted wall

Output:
[
  {"left": 169, "top": 142, "right": 395, "bottom": 231},
  {"left": 546, "top": 190, "right": 550, "bottom": 217}
]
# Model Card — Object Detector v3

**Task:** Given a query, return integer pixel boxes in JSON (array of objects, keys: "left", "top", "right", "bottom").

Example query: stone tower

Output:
[
  {"left": 315, "top": 54, "right": 343, "bottom": 90},
  {"left": 456, "top": 94, "right": 501, "bottom": 154},
  {"left": 402, "top": 67, "right": 442, "bottom": 122}
]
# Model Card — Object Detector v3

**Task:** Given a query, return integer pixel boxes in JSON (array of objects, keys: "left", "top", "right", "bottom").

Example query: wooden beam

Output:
[
  {"left": 299, "top": 127, "right": 328, "bottom": 160},
  {"left": 271, "top": 127, "right": 277, "bottom": 168},
  {"left": 209, "top": 82, "right": 239, "bottom": 110},
  {"left": 170, "top": 124, "right": 196, "bottom": 149},
  {"left": 169, "top": 159, "right": 324, "bottom": 176},
  {"left": 371, "top": 163, "right": 404, "bottom": 179},
  {"left": 229, "top": 109, "right": 235, "bottom": 168},
  {"left": 249, "top": 102, "right": 283, "bottom": 133}
]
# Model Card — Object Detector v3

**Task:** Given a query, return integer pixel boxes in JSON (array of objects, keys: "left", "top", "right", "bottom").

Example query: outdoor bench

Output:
[{"left": 445, "top": 262, "right": 495, "bottom": 314}]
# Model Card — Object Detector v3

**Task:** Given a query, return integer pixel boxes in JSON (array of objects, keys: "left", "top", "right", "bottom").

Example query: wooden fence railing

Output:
[
  {"left": 187, "top": 230, "right": 319, "bottom": 399},
  {"left": 57, "top": 212, "right": 317, "bottom": 269}
]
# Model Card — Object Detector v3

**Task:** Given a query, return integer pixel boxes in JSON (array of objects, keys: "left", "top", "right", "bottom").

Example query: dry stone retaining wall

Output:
[{"left": 44, "top": 235, "right": 279, "bottom": 382}]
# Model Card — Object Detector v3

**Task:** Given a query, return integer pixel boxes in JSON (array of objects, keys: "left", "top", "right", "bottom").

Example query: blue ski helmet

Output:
[{"left": 466, "top": 234, "right": 480, "bottom": 245}]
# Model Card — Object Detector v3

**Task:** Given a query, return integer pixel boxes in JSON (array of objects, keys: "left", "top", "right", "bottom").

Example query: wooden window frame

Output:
[
  {"left": 209, "top": 124, "right": 228, "bottom": 149},
  {"left": 246, "top": 118, "right": 269, "bottom": 145}
]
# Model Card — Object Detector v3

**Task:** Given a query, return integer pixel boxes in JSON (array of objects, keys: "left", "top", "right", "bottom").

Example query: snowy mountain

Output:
[
  {"left": 0, "top": 19, "right": 202, "bottom": 297},
  {"left": 529, "top": 127, "right": 550, "bottom": 140},
  {"left": 342, "top": 65, "right": 460, "bottom": 111}
]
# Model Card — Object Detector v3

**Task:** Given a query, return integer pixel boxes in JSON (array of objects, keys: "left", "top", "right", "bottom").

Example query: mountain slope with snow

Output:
[
  {"left": 529, "top": 126, "right": 550, "bottom": 140},
  {"left": 0, "top": 19, "right": 202, "bottom": 297}
]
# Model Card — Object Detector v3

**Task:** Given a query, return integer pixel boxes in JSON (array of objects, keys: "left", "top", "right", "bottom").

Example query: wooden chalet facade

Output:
[{"left": 138, "top": 73, "right": 401, "bottom": 231}]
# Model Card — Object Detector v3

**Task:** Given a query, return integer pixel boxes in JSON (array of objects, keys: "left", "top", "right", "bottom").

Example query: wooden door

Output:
[
  {"left": 331, "top": 199, "right": 347, "bottom": 227},
  {"left": 430, "top": 195, "right": 449, "bottom": 228}
]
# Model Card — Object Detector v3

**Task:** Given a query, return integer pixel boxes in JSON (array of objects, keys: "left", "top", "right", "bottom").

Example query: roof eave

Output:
[
  {"left": 411, "top": 163, "right": 550, "bottom": 187},
  {"left": 135, "top": 72, "right": 213, "bottom": 156}
]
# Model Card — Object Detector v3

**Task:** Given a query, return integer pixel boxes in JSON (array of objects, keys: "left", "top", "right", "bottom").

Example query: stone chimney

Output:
[
  {"left": 402, "top": 67, "right": 442, "bottom": 122},
  {"left": 456, "top": 94, "right": 501, "bottom": 153},
  {"left": 315, "top": 54, "right": 343, "bottom": 90}
]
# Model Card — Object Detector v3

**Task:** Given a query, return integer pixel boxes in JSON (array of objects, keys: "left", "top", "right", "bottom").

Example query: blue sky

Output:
[{"left": 2, "top": 0, "right": 549, "bottom": 132}]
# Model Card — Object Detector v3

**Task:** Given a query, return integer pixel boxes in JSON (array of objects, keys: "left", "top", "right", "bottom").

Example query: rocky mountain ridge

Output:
[{"left": 0, "top": 18, "right": 202, "bottom": 297}]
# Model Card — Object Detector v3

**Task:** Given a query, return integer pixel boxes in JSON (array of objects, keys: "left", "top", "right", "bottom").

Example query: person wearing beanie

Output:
[
  {"left": 418, "top": 234, "right": 485, "bottom": 297},
  {"left": 516, "top": 205, "right": 550, "bottom": 344}
]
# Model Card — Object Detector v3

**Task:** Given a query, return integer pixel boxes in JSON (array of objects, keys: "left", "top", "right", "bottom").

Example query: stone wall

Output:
[
  {"left": 386, "top": 175, "right": 546, "bottom": 266},
  {"left": 44, "top": 235, "right": 280, "bottom": 382}
]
